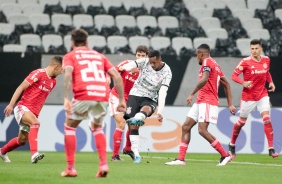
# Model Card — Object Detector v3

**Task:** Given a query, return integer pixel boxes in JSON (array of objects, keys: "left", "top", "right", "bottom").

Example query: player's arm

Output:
[
  {"left": 157, "top": 85, "right": 168, "bottom": 122},
  {"left": 63, "top": 66, "right": 73, "bottom": 113},
  {"left": 119, "top": 58, "right": 148, "bottom": 71},
  {"left": 220, "top": 77, "right": 236, "bottom": 115},
  {"left": 266, "top": 71, "right": 275, "bottom": 92},
  {"left": 4, "top": 80, "right": 30, "bottom": 117},
  {"left": 232, "top": 61, "right": 252, "bottom": 88}
]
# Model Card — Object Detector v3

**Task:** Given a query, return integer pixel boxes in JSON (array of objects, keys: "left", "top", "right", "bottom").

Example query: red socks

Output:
[
  {"left": 29, "top": 123, "right": 40, "bottom": 155},
  {"left": 211, "top": 139, "right": 229, "bottom": 157},
  {"left": 177, "top": 142, "right": 188, "bottom": 161},
  {"left": 230, "top": 120, "right": 246, "bottom": 145},
  {"left": 112, "top": 128, "right": 123, "bottom": 157},
  {"left": 1, "top": 137, "right": 23, "bottom": 154},
  {"left": 64, "top": 124, "right": 76, "bottom": 169},
  {"left": 91, "top": 128, "right": 107, "bottom": 166},
  {"left": 124, "top": 129, "right": 131, "bottom": 151},
  {"left": 263, "top": 115, "right": 274, "bottom": 148}
]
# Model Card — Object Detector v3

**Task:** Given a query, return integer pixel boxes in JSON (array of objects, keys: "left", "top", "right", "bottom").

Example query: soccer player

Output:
[
  {"left": 119, "top": 50, "right": 172, "bottom": 163},
  {"left": 165, "top": 44, "right": 236, "bottom": 166},
  {"left": 110, "top": 45, "right": 149, "bottom": 161},
  {"left": 1, "top": 56, "right": 63, "bottom": 163},
  {"left": 61, "top": 29, "right": 126, "bottom": 178},
  {"left": 228, "top": 39, "right": 278, "bottom": 158}
]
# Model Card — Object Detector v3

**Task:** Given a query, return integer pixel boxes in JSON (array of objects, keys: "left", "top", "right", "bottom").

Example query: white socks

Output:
[{"left": 130, "top": 135, "right": 140, "bottom": 157}]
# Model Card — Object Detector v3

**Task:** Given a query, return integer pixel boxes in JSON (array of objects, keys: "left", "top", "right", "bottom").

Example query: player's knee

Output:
[
  {"left": 262, "top": 114, "right": 271, "bottom": 124},
  {"left": 18, "top": 138, "right": 27, "bottom": 145}
]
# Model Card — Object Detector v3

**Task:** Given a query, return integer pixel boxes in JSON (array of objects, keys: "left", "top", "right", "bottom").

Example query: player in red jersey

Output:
[
  {"left": 60, "top": 29, "right": 126, "bottom": 178},
  {"left": 228, "top": 39, "right": 278, "bottom": 158},
  {"left": 0, "top": 56, "right": 63, "bottom": 163},
  {"left": 165, "top": 44, "right": 236, "bottom": 166},
  {"left": 109, "top": 45, "right": 149, "bottom": 161}
]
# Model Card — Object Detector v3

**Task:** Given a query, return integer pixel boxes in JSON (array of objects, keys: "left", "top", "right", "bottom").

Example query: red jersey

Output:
[
  {"left": 233, "top": 56, "right": 270, "bottom": 101},
  {"left": 111, "top": 60, "right": 140, "bottom": 101},
  {"left": 17, "top": 69, "right": 56, "bottom": 117},
  {"left": 63, "top": 47, "right": 114, "bottom": 101},
  {"left": 196, "top": 57, "right": 224, "bottom": 106}
]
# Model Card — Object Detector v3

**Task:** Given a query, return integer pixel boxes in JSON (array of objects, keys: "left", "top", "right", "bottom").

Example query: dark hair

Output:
[
  {"left": 148, "top": 50, "right": 160, "bottom": 58},
  {"left": 250, "top": 39, "right": 261, "bottom": 46},
  {"left": 136, "top": 45, "right": 149, "bottom": 55},
  {"left": 51, "top": 56, "right": 63, "bottom": 65},
  {"left": 71, "top": 29, "right": 88, "bottom": 46},
  {"left": 197, "top": 44, "right": 210, "bottom": 53}
]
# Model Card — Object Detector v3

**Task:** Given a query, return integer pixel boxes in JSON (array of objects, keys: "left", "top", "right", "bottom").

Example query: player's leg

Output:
[
  {"left": 165, "top": 104, "right": 198, "bottom": 166},
  {"left": 258, "top": 97, "right": 278, "bottom": 158},
  {"left": 122, "top": 125, "right": 134, "bottom": 160}
]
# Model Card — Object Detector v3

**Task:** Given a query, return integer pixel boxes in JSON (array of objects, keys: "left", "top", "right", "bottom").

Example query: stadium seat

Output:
[
  {"left": 247, "top": 0, "right": 269, "bottom": 13},
  {"left": 1, "top": 3, "right": 22, "bottom": 19},
  {"left": 199, "top": 17, "right": 221, "bottom": 32},
  {"left": 29, "top": 13, "right": 51, "bottom": 31},
  {"left": 236, "top": 38, "right": 252, "bottom": 56},
  {"left": 226, "top": 0, "right": 247, "bottom": 13},
  {"left": 232, "top": 9, "right": 254, "bottom": 22},
  {"left": 122, "top": 0, "right": 144, "bottom": 11},
  {"left": 18, "top": 0, "right": 38, "bottom": 5},
  {"left": 275, "top": 9, "right": 282, "bottom": 22},
  {"left": 158, "top": 16, "right": 179, "bottom": 35},
  {"left": 206, "top": 0, "right": 227, "bottom": 10},
  {"left": 107, "top": 35, "right": 128, "bottom": 53},
  {"left": 193, "top": 37, "right": 216, "bottom": 49},
  {"left": 22, "top": 4, "right": 44, "bottom": 16},
  {"left": 190, "top": 8, "right": 213, "bottom": 22},
  {"left": 128, "top": 36, "right": 150, "bottom": 53},
  {"left": 3, "top": 44, "right": 25, "bottom": 52},
  {"left": 73, "top": 14, "right": 93, "bottom": 29},
  {"left": 142, "top": 0, "right": 165, "bottom": 13},
  {"left": 39, "top": 0, "right": 60, "bottom": 7},
  {"left": 8, "top": 14, "right": 29, "bottom": 25},
  {"left": 0, "top": 0, "right": 16, "bottom": 6},
  {"left": 20, "top": 34, "right": 41, "bottom": 51},
  {"left": 0, "top": 23, "right": 14, "bottom": 35},
  {"left": 241, "top": 18, "right": 263, "bottom": 35},
  {"left": 80, "top": 0, "right": 103, "bottom": 11},
  {"left": 51, "top": 14, "right": 72, "bottom": 32},
  {"left": 102, "top": 0, "right": 123, "bottom": 12},
  {"left": 150, "top": 36, "right": 171, "bottom": 50},
  {"left": 136, "top": 15, "right": 158, "bottom": 34},
  {"left": 60, "top": 0, "right": 81, "bottom": 11},
  {"left": 206, "top": 28, "right": 228, "bottom": 41},
  {"left": 42, "top": 34, "right": 63, "bottom": 52},
  {"left": 172, "top": 37, "right": 193, "bottom": 56},
  {"left": 88, "top": 35, "right": 107, "bottom": 49},
  {"left": 94, "top": 15, "right": 115, "bottom": 32},
  {"left": 115, "top": 15, "right": 136, "bottom": 32},
  {"left": 248, "top": 29, "right": 270, "bottom": 40},
  {"left": 183, "top": 0, "right": 206, "bottom": 12},
  {"left": 63, "top": 34, "right": 71, "bottom": 52}
]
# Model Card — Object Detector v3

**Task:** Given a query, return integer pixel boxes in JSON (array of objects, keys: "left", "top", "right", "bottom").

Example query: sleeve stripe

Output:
[{"left": 162, "top": 84, "right": 169, "bottom": 88}]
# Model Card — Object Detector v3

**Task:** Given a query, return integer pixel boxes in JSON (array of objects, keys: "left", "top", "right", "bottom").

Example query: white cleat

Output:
[
  {"left": 217, "top": 156, "right": 231, "bottom": 166},
  {"left": 0, "top": 149, "right": 11, "bottom": 163},
  {"left": 31, "top": 152, "right": 45, "bottom": 164},
  {"left": 165, "top": 159, "right": 186, "bottom": 166}
]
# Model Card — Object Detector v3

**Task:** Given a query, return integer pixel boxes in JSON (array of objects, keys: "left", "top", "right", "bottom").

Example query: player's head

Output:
[
  {"left": 250, "top": 39, "right": 262, "bottom": 58},
  {"left": 135, "top": 45, "right": 149, "bottom": 59},
  {"left": 196, "top": 44, "right": 210, "bottom": 65},
  {"left": 148, "top": 50, "right": 163, "bottom": 71},
  {"left": 71, "top": 29, "right": 88, "bottom": 48},
  {"left": 49, "top": 56, "right": 63, "bottom": 78}
]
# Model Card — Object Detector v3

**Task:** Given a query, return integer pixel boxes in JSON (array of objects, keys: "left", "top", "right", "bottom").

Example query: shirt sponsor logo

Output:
[
  {"left": 39, "top": 85, "right": 50, "bottom": 92},
  {"left": 251, "top": 69, "right": 268, "bottom": 74}
]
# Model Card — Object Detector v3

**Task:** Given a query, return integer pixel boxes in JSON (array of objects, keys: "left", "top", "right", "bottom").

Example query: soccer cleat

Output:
[
  {"left": 0, "top": 148, "right": 11, "bottom": 163},
  {"left": 61, "top": 168, "right": 77, "bottom": 177},
  {"left": 217, "top": 155, "right": 231, "bottom": 166},
  {"left": 165, "top": 159, "right": 186, "bottom": 166},
  {"left": 111, "top": 155, "right": 124, "bottom": 161},
  {"left": 123, "top": 148, "right": 135, "bottom": 160},
  {"left": 126, "top": 118, "right": 144, "bottom": 126},
  {"left": 269, "top": 148, "right": 279, "bottom": 158},
  {"left": 228, "top": 143, "right": 236, "bottom": 159},
  {"left": 133, "top": 156, "right": 141, "bottom": 163},
  {"left": 96, "top": 164, "right": 109, "bottom": 178},
  {"left": 31, "top": 152, "right": 45, "bottom": 164}
]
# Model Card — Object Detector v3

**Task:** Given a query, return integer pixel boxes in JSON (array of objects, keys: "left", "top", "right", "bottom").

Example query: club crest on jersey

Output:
[
  {"left": 126, "top": 107, "right": 132, "bottom": 114},
  {"left": 263, "top": 63, "right": 267, "bottom": 69},
  {"left": 33, "top": 78, "right": 38, "bottom": 82}
]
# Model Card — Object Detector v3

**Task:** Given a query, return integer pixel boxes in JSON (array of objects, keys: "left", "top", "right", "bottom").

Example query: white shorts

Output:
[
  {"left": 108, "top": 92, "right": 123, "bottom": 116},
  {"left": 239, "top": 96, "right": 270, "bottom": 118},
  {"left": 14, "top": 105, "right": 31, "bottom": 133},
  {"left": 187, "top": 103, "right": 219, "bottom": 124},
  {"left": 67, "top": 99, "right": 109, "bottom": 125}
]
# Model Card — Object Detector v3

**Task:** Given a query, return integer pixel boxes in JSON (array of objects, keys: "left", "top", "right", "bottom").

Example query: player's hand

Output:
[
  {"left": 186, "top": 94, "right": 194, "bottom": 105},
  {"left": 268, "top": 82, "right": 275, "bottom": 92},
  {"left": 117, "top": 100, "right": 126, "bottom": 112},
  {"left": 4, "top": 104, "right": 13, "bottom": 117},
  {"left": 106, "top": 76, "right": 111, "bottom": 85},
  {"left": 64, "top": 98, "right": 72, "bottom": 114},
  {"left": 157, "top": 113, "right": 163, "bottom": 122},
  {"left": 228, "top": 105, "right": 236, "bottom": 115},
  {"left": 242, "top": 81, "right": 253, "bottom": 88}
]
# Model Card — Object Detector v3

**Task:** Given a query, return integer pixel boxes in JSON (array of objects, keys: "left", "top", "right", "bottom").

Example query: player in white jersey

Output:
[{"left": 119, "top": 50, "right": 172, "bottom": 163}]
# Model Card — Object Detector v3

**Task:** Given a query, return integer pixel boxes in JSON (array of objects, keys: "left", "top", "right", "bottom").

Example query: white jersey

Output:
[{"left": 129, "top": 58, "right": 172, "bottom": 102}]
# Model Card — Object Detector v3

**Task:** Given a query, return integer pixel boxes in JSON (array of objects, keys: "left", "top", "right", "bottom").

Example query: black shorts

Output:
[{"left": 124, "top": 95, "right": 157, "bottom": 120}]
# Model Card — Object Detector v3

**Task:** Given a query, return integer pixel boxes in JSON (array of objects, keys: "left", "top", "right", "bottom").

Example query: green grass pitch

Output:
[{"left": 0, "top": 151, "right": 281, "bottom": 184}]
